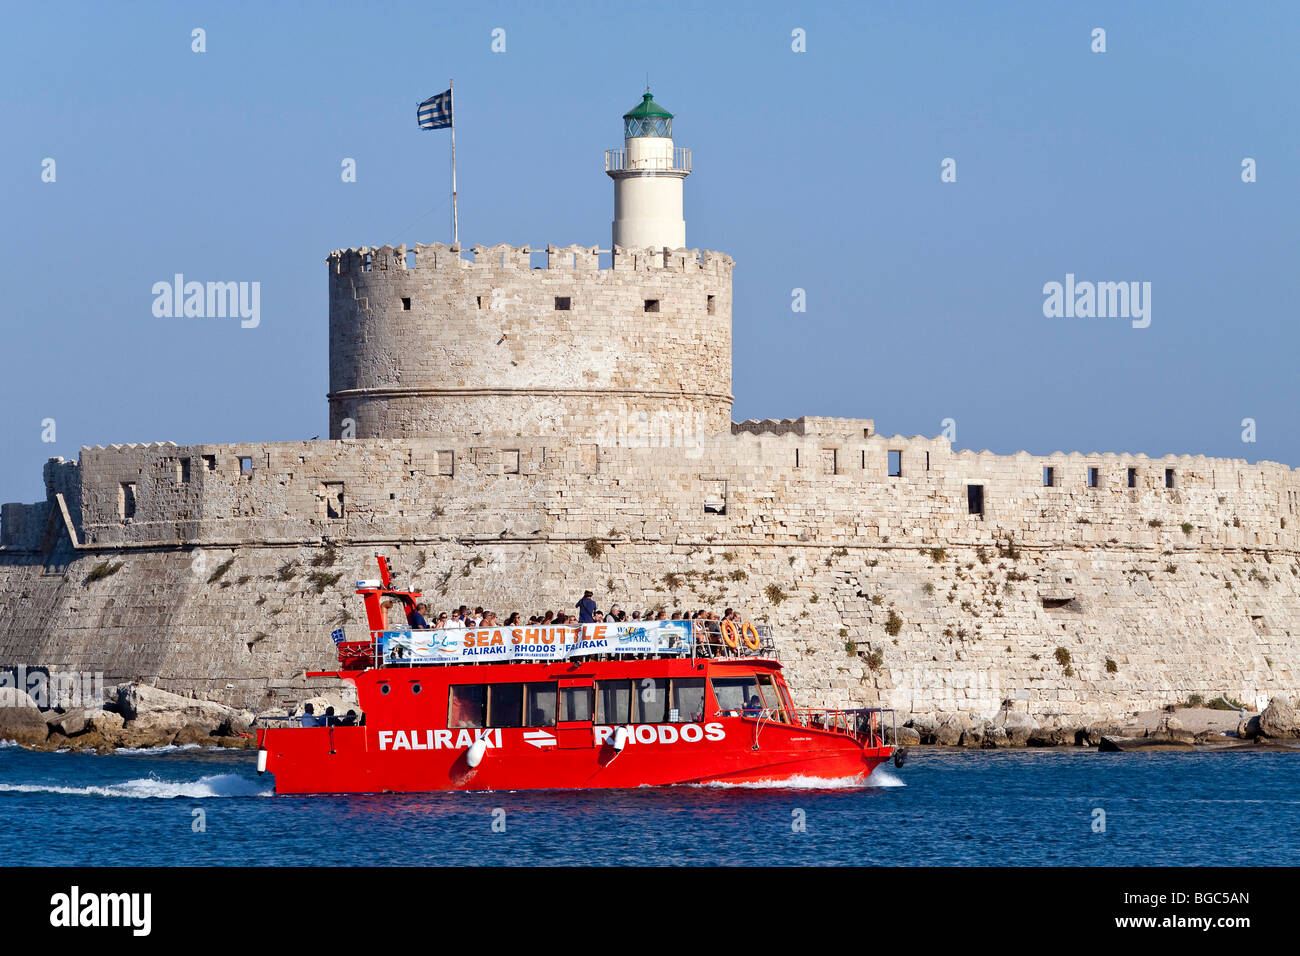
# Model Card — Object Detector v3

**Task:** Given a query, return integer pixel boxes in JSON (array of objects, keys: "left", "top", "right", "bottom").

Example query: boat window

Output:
[
  {"left": 487, "top": 682, "right": 524, "bottom": 728},
  {"left": 634, "top": 677, "right": 668, "bottom": 723},
  {"left": 560, "top": 686, "right": 594, "bottom": 722},
  {"left": 525, "top": 683, "right": 557, "bottom": 727},
  {"left": 712, "top": 675, "right": 761, "bottom": 716},
  {"left": 596, "top": 680, "right": 632, "bottom": 724},
  {"left": 755, "top": 674, "right": 786, "bottom": 720},
  {"left": 449, "top": 685, "right": 486, "bottom": 728},
  {"left": 669, "top": 678, "right": 706, "bottom": 723}
]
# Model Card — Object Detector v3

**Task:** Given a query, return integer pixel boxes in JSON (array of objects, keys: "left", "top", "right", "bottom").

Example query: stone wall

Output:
[
  {"left": 3, "top": 425, "right": 1298, "bottom": 720},
  {"left": 327, "top": 242, "right": 734, "bottom": 442}
]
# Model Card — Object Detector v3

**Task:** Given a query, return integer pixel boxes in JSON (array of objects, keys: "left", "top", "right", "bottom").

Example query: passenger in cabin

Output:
[
  {"left": 446, "top": 608, "right": 466, "bottom": 629},
  {"left": 504, "top": 612, "right": 521, "bottom": 626},
  {"left": 324, "top": 705, "right": 338, "bottom": 726},
  {"left": 743, "top": 695, "right": 762, "bottom": 718},
  {"left": 655, "top": 609, "right": 668, "bottom": 621},
  {"left": 435, "top": 612, "right": 449, "bottom": 629},
  {"left": 577, "top": 590, "right": 598, "bottom": 623},
  {"left": 480, "top": 610, "right": 499, "bottom": 627},
  {"left": 603, "top": 604, "right": 621, "bottom": 623},
  {"left": 542, "top": 610, "right": 555, "bottom": 625},
  {"left": 300, "top": 703, "right": 321, "bottom": 727},
  {"left": 339, "top": 709, "right": 359, "bottom": 726}
]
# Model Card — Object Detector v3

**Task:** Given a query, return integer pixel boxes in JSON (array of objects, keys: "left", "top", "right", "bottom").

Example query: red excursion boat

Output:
[{"left": 255, "top": 556, "right": 903, "bottom": 793}]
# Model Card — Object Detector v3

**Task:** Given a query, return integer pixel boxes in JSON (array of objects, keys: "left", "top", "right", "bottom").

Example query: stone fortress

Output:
[{"left": 3, "top": 93, "right": 1298, "bottom": 729}]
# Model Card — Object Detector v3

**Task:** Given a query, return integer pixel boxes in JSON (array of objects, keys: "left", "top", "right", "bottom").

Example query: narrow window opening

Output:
[
  {"left": 821, "top": 448, "right": 837, "bottom": 475},
  {"left": 706, "top": 294, "right": 716, "bottom": 315},
  {"left": 239, "top": 456, "right": 253, "bottom": 475},
  {"left": 554, "top": 296, "right": 571, "bottom": 311},
  {"left": 967, "top": 484, "right": 984, "bottom": 517},
  {"left": 178, "top": 458, "right": 191, "bottom": 484},
  {"left": 476, "top": 295, "right": 485, "bottom": 309},
  {"left": 119, "top": 483, "right": 137, "bottom": 520},
  {"left": 888, "top": 451, "right": 902, "bottom": 477},
  {"left": 1165, "top": 468, "right": 1176, "bottom": 489},
  {"left": 400, "top": 296, "right": 411, "bottom": 311},
  {"left": 1043, "top": 466, "right": 1055, "bottom": 487},
  {"left": 1127, "top": 467, "right": 1137, "bottom": 488},
  {"left": 1087, "top": 467, "right": 1099, "bottom": 488},
  {"left": 203, "top": 455, "right": 216, "bottom": 472},
  {"left": 644, "top": 299, "right": 660, "bottom": 313}
]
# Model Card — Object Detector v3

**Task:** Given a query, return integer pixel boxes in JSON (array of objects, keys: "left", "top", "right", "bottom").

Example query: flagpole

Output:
[{"left": 449, "top": 78, "right": 458, "bottom": 247}]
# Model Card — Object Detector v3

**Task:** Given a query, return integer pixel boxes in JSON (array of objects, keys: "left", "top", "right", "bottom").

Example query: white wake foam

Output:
[
  {"left": 0, "top": 773, "right": 271, "bottom": 799},
  {"left": 692, "top": 765, "right": 906, "bottom": 790}
]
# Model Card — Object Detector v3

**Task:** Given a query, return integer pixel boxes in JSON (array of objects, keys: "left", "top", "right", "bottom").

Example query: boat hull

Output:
[{"left": 258, "top": 719, "right": 892, "bottom": 794}]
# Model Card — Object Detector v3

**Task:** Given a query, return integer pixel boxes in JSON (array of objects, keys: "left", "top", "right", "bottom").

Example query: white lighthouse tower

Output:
[{"left": 606, "top": 90, "right": 691, "bottom": 250}]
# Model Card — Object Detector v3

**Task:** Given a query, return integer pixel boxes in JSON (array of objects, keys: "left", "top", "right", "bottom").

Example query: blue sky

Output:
[{"left": 2, "top": 1, "right": 1298, "bottom": 504}]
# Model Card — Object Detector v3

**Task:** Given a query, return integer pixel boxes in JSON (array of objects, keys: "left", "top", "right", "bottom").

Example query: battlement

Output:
[{"left": 327, "top": 243, "right": 733, "bottom": 279}]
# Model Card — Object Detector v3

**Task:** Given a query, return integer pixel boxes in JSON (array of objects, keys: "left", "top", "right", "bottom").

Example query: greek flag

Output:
[
  {"left": 417, "top": 90, "right": 452, "bottom": 130},
  {"left": 330, "top": 628, "right": 346, "bottom": 645}
]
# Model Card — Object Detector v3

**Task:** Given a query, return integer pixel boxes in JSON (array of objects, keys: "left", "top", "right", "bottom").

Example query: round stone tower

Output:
[
  {"left": 327, "top": 93, "right": 732, "bottom": 443},
  {"left": 606, "top": 90, "right": 691, "bottom": 250}
]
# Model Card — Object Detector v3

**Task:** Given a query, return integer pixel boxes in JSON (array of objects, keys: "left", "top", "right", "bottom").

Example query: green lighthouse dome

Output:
[{"left": 623, "top": 91, "right": 673, "bottom": 138}]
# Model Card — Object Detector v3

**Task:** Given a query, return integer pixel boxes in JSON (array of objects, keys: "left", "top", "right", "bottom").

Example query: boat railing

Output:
[
  {"left": 340, "top": 620, "right": 780, "bottom": 668},
  {"left": 784, "top": 707, "right": 896, "bottom": 748}
]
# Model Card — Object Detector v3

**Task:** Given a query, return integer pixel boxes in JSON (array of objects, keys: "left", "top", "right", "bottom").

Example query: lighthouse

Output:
[{"left": 606, "top": 90, "right": 691, "bottom": 250}]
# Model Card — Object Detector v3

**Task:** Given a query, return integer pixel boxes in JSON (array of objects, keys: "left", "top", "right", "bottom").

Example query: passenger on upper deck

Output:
[
  {"left": 408, "top": 603, "right": 429, "bottom": 629},
  {"left": 577, "top": 590, "right": 597, "bottom": 623}
]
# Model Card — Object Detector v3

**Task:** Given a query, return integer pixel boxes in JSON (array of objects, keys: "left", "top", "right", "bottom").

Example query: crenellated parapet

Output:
[{"left": 326, "top": 243, "right": 733, "bottom": 279}]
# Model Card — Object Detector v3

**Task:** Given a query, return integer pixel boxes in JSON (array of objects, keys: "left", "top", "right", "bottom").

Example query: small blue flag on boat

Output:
[
  {"left": 418, "top": 89, "right": 453, "bottom": 129},
  {"left": 331, "top": 628, "right": 346, "bottom": 645}
]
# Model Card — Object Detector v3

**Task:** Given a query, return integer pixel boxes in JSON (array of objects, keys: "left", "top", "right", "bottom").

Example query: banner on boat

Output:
[{"left": 375, "top": 621, "right": 693, "bottom": 665}]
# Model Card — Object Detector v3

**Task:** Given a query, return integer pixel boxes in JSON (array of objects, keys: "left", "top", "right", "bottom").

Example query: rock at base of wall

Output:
[
  {"left": 1099, "top": 735, "right": 1196, "bottom": 752},
  {"left": 1236, "top": 715, "right": 1261, "bottom": 739},
  {"left": 1259, "top": 697, "right": 1299, "bottom": 738},
  {"left": 0, "top": 688, "right": 50, "bottom": 747},
  {"left": 112, "top": 682, "right": 255, "bottom": 749},
  {"left": 891, "top": 725, "right": 921, "bottom": 747}
]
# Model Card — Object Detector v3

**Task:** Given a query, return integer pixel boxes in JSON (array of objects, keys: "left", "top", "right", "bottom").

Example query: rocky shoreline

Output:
[
  {"left": 888, "top": 696, "right": 1300, "bottom": 752},
  {"left": 3, "top": 682, "right": 1298, "bottom": 756},
  {"left": 0, "top": 682, "right": 266, "bottom": 753}
]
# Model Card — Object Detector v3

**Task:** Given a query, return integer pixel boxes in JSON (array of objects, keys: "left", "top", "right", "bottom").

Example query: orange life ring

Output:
[
  {"left": 720, "top": 619, "right": 740, "bottom": 649},
  {"left": 741, "top": 621, "right": 761, "bottom": 651}
]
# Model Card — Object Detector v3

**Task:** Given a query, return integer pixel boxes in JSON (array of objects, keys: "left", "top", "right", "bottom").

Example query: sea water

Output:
[{"left": 0, "top": 742, "right": 1295, "bottom": 866}]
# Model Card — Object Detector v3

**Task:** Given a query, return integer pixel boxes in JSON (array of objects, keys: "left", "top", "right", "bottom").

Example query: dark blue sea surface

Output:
[{"left": 1, "top": 742, "right": 1296, "bottom": 866}]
